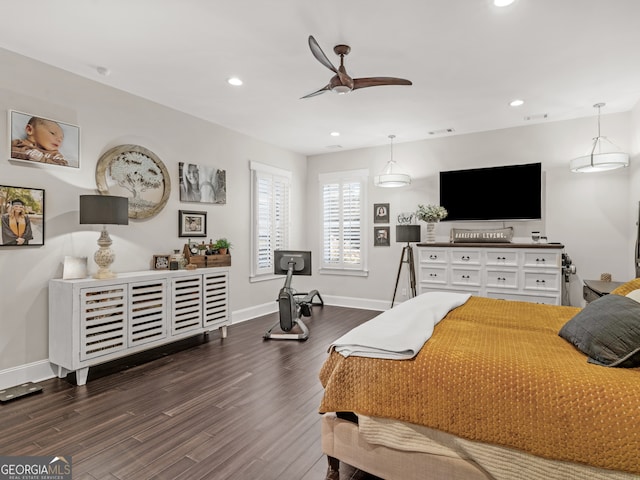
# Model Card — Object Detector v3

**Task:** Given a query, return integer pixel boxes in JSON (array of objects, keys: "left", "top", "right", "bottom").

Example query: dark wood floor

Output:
[{"left": 0, "top": 305, "right": 384, "bottom": 480}]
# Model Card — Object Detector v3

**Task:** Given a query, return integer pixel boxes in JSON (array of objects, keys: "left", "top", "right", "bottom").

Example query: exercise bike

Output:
[{"left": 263, "top": 250, "right": 323, "bottom": 341}]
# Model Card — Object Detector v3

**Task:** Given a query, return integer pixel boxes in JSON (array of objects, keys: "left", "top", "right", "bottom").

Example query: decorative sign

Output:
[{"left": 450, "top": 227, "right": 514, "bottom": 243}]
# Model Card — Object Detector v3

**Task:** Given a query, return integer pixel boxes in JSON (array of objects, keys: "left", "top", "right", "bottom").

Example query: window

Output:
[
  {"left": 250, "top": 161, "right": 291, "bottom": 280},
  {"left": 319, "top": 169, "right": 368, "bottom": 276}
]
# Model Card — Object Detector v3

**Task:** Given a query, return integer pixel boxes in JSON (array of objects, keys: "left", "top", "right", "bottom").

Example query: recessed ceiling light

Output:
[
  {"left": 330, "top": 131, "right": 340, "bottom": 137},
  {"left": 494, "top": 0, "right": 515, "bottom": 6},
  {"left": 509, "top": 99, "right": 525, "bottom": 107},
  {"left": 227, "top": 77, "right": 243, "bottom": 86}
]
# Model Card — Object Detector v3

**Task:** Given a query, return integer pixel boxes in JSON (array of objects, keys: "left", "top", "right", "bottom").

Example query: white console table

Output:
[
  {"left": 49, "top": 267, "right": 230, "bottom": 385},
  {"left": 417, "top": 243, "right": 564, "bottom": 305}
]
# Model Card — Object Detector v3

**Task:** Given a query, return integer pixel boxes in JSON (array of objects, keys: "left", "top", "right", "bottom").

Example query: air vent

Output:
[
  {"left": 524, "top": 113, "right": 548, "bottom": 121},
  {"left": 428, "top": 128, "right": 455, "bottom": 135}
]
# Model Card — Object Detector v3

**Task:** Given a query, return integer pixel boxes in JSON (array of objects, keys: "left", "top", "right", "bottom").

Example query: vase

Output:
[{"left": 425, "top": 222, "right": 437, "bottom": 243}]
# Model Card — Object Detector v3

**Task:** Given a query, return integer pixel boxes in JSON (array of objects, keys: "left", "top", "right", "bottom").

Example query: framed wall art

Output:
[
  {"left": 0, "top": 185, "right": 45, "bottom": 246},
  {"left": 374, "top": 226, "right": 390, "bottom": 247},
  {"left": 179, "top": 162, "right": 227, "bottom": 204},
  {"left": 374, "top": 203, "right": 390, "bottom": 223},
  {"left": 96, "top": 144, "right": 171, "bottom": 219},
  {"left": 9, "top": 110, "right": 80, "bottom": 168},
  {"left": 178, "top": 210, "right": 207, "bottom": 237}
]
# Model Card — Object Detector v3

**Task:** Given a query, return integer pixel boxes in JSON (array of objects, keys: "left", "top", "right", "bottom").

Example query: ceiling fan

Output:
[{"left": 301, "top": 35, "right": 412, "bottom": 99}]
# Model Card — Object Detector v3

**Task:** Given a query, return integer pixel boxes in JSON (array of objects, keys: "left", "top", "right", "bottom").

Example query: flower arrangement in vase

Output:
[{"left": 416, "top": 204, "right": 448, "bottom": 243}]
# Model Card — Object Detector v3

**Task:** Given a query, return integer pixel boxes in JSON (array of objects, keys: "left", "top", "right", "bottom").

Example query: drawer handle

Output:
[
  {"left": 461, "top": 275, "right": 470, "bottom": 279},
  {"left": 461, "top": 256, "right": 470, "bottom": 261},
  {"left": 497, "top": 277, "right": 506, "bottom": 282},
  {"left": 429, "top": 273, "right": 438, "bottom": 277},
  {"left": 536, "top": 258, "right": 546, "bottom": 263},
  {"left": 429, "top": 254, "right": 438, "bottom": 260},
  {"left": 536, "top": 279, "right": 546, "bottom": 284}
]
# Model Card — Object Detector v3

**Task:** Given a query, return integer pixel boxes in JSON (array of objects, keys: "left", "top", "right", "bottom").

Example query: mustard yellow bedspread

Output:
[{"left": 319, "top": 296, "right": 640, "bottom": 474}]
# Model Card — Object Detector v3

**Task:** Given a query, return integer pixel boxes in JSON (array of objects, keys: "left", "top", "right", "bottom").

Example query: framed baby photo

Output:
[
  {"left": 153, "top": 254, "right": 171, "bottom": 270},
  {"left": 178, "top": 210, "right": 207, "bottom": 237},
  {"left": 374, "top": 203, "right": 390, "bottom": 223},
  {"left": 8, "top": 110, "right": 80, "bottom": 168},
  {"left": 374, "top": 226, "right": 390, "bottom": 247},
  {"left": 0, "top": 184, "right": 45, "bottom": 247}
]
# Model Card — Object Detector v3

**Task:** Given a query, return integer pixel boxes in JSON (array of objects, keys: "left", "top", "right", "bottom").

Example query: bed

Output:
[{"left": 319, "top": 280, "right": 640, "bottom": 480}]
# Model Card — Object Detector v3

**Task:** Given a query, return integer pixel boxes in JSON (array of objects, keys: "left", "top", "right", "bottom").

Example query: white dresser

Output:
[
  {"left": 49, "top": 267, "right": 230, "bottom": 385},
  {"left": 417, "top": 243, "right": 564, "bottom": 305}
]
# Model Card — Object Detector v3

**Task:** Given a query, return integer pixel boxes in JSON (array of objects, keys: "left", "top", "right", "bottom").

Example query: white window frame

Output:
[
  {"left": 318, "top": 169, "right": 369, "bottom": 277},
  {"left": 250, "top": 161, "right": 292, "bottom": 282}
]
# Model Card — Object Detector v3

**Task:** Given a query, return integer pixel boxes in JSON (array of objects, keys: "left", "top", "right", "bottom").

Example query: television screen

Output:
[{"left": 439, "top": 163, "right": 542, "bottom": 221}]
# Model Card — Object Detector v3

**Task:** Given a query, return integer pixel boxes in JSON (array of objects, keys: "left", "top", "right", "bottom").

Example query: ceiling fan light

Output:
[{"left": 332, "top": 85, "right": 351, "bottom": 94}]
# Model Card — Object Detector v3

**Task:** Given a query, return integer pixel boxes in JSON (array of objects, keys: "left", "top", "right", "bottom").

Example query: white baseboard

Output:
[
  {"left": 1, "top": 295, "right": 387, "bottom": 388},
  {"left": 0, "top": 360, "right": 57, "bottom": 390}
]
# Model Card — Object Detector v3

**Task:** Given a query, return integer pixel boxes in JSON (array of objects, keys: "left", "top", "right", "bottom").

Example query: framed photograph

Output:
[
  {"left": 374, "top": 226, "right": 390, "bottom": 247},
  {"left": 179, "top": 210, "right": 207, "bottom": 237},
  {"left": 374, "top": 203, "right": 390, "bottom": 223},
  {"left": 9, "top": 110, "right": 80, "bottom": 168},
  {"left": 179, "top": 162, "right": 226, "bottom": 204},
  {"left": 62, "top": 256, "right": 88, "bottom": 279},
  {"left": 153, "top": 254, "right": 171, "bottom": 270},
  {"left": 96, "top": 144, "right": 171, "bottom": 220},
  {"left": 0, "top": 185, "right": 45, "bottom": 247}
]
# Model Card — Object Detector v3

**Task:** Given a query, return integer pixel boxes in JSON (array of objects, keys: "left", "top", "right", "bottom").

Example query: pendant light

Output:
[
  {"left": 570, "top": 103, "right": 629, "bottom": 173},
  {"left": 374, "top": 135, "right": 411, "bottom": 187}
]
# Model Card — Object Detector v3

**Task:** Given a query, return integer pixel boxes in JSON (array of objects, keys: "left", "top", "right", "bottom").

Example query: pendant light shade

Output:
[
  {"left": 570, "top": 103, "right": 629, "bottom": 173},
  {"left": 374, "top": 135, "right": 411, "bottom": 187}
]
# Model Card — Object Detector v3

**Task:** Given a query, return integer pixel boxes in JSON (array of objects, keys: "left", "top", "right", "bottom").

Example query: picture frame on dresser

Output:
[
  {"left": 9, "top": 110, "right": 80, "bottom": 168},
  {"left": 0, "top": 184, "right": 45, "bottom": 246}
]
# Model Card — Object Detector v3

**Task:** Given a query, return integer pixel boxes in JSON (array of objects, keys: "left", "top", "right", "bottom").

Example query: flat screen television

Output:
[{"left": 439, "top": 162, "right": 542, "bottom": 221}]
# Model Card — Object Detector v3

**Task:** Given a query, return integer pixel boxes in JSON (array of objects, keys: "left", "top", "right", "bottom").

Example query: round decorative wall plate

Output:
[{"left": 95, "top": 144, "right": 171, "bottom": 219}]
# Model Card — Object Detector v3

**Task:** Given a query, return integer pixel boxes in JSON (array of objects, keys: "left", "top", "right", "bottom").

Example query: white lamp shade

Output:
[{"left": 374, "top": 172, "right": 411, "bottom": 187}]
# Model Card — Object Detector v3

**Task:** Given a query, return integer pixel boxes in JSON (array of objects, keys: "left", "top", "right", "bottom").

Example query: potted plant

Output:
[
  {"left": 215, "top": 238, "right": 232, "bottom": 255},
  {"left": 416, "top": 204, "right": 448, "bottom": 243}
]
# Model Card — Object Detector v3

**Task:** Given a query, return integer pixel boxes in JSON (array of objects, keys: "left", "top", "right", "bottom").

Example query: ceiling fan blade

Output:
[
  {"left": 353, "top": 77, "right": 413, "bottom": 90},
  {"left": 301, "top": 84, "right": 331, "bottom": 99},
  {"left": 308, "top": 36, "right": 338, "bottom": 73}
]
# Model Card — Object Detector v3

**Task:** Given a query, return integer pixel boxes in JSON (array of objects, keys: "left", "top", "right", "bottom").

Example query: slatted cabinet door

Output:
[
  {"left": 128, "top": 279, "right": 168, "bottom": 347},
  {"left": 170, "top": 274, "right": 203, "bottom": 334},
  {"left": 203, "top": 270, "right": 229, "bottom": 329},
  {"left": 80, "top": 284, "right": 128, "bottom": 361}
]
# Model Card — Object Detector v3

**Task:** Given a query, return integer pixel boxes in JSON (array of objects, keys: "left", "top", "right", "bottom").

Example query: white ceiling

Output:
[{"left": 2, "top": 0, "right": 640, "bottom": 156}]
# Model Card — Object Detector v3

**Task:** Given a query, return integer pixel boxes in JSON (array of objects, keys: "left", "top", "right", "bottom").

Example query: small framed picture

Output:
[
  {"left": 374, "top": 203, "right": 390, "bottom": 223},
  {"left": 374, "top": 226, "right": 390, "bottom": 246},
  {"left": 0, "top": 184, "right": 45, "bottom": 247},
  {"left": 153, "top": 254, "right": 170, "bottom": 270},
  {"left": 178, "top": 210, "right": 207, "bottom": 237},
  {"left": 9, "top": 110, "right": 80, "bottom": 168}
]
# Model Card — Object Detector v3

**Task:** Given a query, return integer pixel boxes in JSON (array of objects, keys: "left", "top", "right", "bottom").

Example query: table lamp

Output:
[
  {"left": 392, "top": 224, "right": 421, "bottom": 307},
  {"left": 79, "top": 195, "right": 129, "bottom": 279}
]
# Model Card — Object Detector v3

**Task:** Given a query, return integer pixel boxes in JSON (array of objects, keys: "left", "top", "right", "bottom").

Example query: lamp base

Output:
[{"left": 93, "top": 227, "right": 117, "bottom": 279}]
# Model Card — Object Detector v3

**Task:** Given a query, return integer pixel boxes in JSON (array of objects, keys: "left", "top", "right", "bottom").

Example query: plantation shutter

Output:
[{"left": 251, "top": 162, "right": 291, "bottom": 278}]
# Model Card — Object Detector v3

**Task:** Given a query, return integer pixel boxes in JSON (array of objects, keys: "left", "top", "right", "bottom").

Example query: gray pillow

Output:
[{"left": 558, "top": 294, "right": 640, "bottom": 368}]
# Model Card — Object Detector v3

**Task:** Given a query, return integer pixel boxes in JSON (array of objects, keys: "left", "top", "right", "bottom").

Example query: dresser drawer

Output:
[
  {"left": 420, "top": 248, "right": 447, "bottom": 265},
  {"left": 451, "top": 268, "right": 481, "bottom": 287},
  {"left": 485, "top": 269, "right": 518, "bottom": 289},
  {"left": 450, "top": 249, "right": 481, "bottom": 265},
  {"left": 523, "top": 251, "right": 561, "bottom": 268},
  {"left": 523, "top": 271, "right": 560, "bottom": 291},
  {"left": 419, "top": 266, "right": 447, "bottom": 285},
  {"left": 485, "top": 250, "right": 518, "bottom": 266}
]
